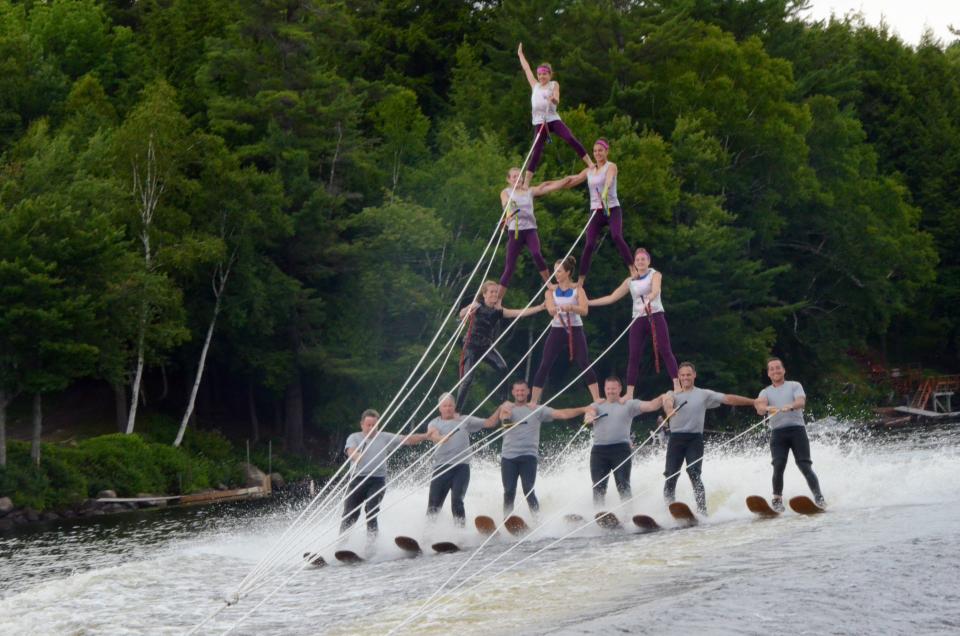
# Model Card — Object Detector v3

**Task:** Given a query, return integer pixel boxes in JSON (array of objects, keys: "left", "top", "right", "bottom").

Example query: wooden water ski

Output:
[
  {"left": 504, "top": 515, "right": 529, "bottom": 536},
  {"left": 594, "top": 511, "right": 622, "bottom": 530},
  {"left": 746, "top": 495, "right": 780, "bottom": 518},
  {"left": 334, "top": 550, "right": 364, "bottom": 564},
  {"left": 632, "top": 515, "right": 661, "bottom": 533},
  {"left": 303, "top": 552, "right": 327, "bottom": 568},
  {"left": 668, "top": 502, "right": 698, "bottom": 526},
  {"left": 431, "top": 541, "right": 461, "bottom": 554},
  {"left": 789, "top": 495, "right": 825, "bottom": 515},
  {"left": 475, "top": 515, "right": 497, "bottom": 536},
  {"left": 395, "top": 536, "right": 422, "bottom": 556}
]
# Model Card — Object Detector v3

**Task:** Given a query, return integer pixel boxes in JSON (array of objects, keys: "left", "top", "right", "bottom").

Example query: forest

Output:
[{"left": 0, "top": 0, "right": 957, "bottom": 472}]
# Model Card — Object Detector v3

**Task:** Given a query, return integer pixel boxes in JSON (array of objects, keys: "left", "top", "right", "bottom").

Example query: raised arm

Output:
[
  {"left": 662, "top": 392, "right": 675, "bottom": 414},
  {"left": 482, "top": 404, "right": 505, "bottom": 429},
  {"left": 549, "top": 405, "right": 591, "bottom": 420},
  {"left": 550, "top": 81, "right": 560, "bottom": 105},
  {"left": 588, "top": 278, "right": 631, "bottom": 307},
  {"left": 518, "top": 43, "right": 536, "bottom": 88},
  {"left": 502, "top": 304, "right": 545, "bottom": 318},
  {"left": 530, "top": 175, "right": 576, "bottom": 197},
  {"left": 564, "top": 168, "right": 589, "bottom": 189},
  {"left": 400, "top": 432, "right": 431, "bottom": 445},
  {"left": 722, "top": 394, "right": 758, "bottom": 408}
]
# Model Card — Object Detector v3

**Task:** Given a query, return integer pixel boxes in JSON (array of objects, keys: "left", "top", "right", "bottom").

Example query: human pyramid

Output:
[{"left": 339, "top": 44, "right": 826, "bottom": 545}]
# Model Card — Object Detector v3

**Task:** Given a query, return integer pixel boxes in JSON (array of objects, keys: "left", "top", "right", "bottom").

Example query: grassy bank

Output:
[{"left": 0, "top": 418, "right": 331, "bottom": 512}]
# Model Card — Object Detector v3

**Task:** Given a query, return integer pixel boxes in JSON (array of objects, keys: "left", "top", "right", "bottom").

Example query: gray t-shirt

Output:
[
  {"left": 591, "top": 400, "right": 645, "bottom": 446},
  {"left": 501, "top": 405, "right": 555, "bottom": 459},
  {"left": 758, "top": 381, "right": 806, "bottom": 430},
  {"left": 668, "top": 387, "right": 726, "bottom": 434},
  {"left": 345, "top": 431, "right": 402, "bottom": 478},
  {"left": 428, "top": 415, "right": 487, "bottom": 466}
]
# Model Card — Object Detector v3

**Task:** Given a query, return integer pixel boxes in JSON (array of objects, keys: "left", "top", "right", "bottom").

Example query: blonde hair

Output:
[{"left": 476, "top": 280, "right": 499, "bottom": 303}]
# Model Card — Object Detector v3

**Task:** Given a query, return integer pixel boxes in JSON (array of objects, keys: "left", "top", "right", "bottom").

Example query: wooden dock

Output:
[{"left": 97, "top": 483, "right": 271, "bottom": 508}]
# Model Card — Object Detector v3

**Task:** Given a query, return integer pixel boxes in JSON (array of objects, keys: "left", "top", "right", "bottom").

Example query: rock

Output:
[
  {"left": 80, "top": 498, "right": 99, "bottom": 511},
  {"left": 24, "top": 508, "right": 40, "bottom": 523},
  {"left": 62, "top": 510, "right": 76, "bottom": 518},
  {"left": 240, "top": 462, "right": 268, "bottom": 488},
  {"left": 96, "top": 489, "right": 117, "bottom": 500},
  {"left": 0, "top": 518, "right": 12, "bottom": 531},
  {"left": 42, "top": 512, "right": 59, "bottom": 522},
  {"left": 12, "top": 515, "right": 27, "bottom": 524},
  {"left": 216, "top": 483, "right": 228, "bottom": 491},
  {"left": 0, "top": 497, "right": 13, "bottom": 515},
  {"left": 270, "top": 473, "right": 286, "bottom": 490},
  {"left": 103, "top": 503, "right": 126, "bottom": 514}
]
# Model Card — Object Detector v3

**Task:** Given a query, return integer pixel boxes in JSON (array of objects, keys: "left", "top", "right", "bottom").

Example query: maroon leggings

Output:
[
  {"left": 528, "top": 121, "right": 588, "bottom": 174},
  {"left": 533, "top": 326, "right": 598, "bottom": 389},
  {"left": 626, "top": 312, "right": 679, "bottom": 386},
  {"left": 580, "top": 206, "right": 633, "bottom": 277},
  {"left": 499, "top": 228, "right": 548, "bottom": 287}
]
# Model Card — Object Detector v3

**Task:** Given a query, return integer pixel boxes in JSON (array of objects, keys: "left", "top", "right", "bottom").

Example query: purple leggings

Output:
[
  {"left": 528, "top": 120, "right": 588, "bottom": 174},
  {"left": 626, "top": 312, "right": 679, "bottom": 386},
  {"left": 580, "top": 206, "right": 633, "bottom": 277},
  {"left": 533, "top": 326, "right": 598, "bottom": 389},
  {"left": 499, "top": 228, "right": 548, "bottom": 287}
]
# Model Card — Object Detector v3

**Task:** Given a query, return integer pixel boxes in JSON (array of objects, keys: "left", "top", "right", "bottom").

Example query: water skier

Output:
[
  {"left": 661, "top": 362, "right": 757, "bottom": 515},
  {"left": 518, "top": 43, "right": 593, "bottom": 187},
  {"left": 457, "top": 280, "right": 545, "bottom": 412},
  {"left": 563, "top": 139, "right": 634, "bottom": 286},
  {"left": 497, "top": 378, "right": 596, "bottom": 516},
  {"left": 342, "top": 409, "right": 431, "bottom": 537},
  {"left": 589, "top": 247, "right": 681, "bottom": 394},
  {"left": 587, "top": 376, "right": 664, "bottom": 506},
  {"left": 497, "top": 167, "right": 574, "bottom": 300},
  {"left": 754, "top": 357, "right": 825, "bottom": 512},
  {"left": 530, "top": 256, "right": 601, "bottom": 406},
  {"left": 425, "top": 393, "right": 502, "bottom": 526}
]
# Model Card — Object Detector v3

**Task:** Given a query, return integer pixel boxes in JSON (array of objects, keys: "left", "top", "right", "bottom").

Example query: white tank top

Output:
[
  {"left": 630, "top": 269, "right": 665, "bottom": 317},
  {"left": 531, "top": 81, "right": 560, "bottom": 125},
  {"left": 503, "top": 188, "right": 536, "bottom": 230},
  {"left": 588, "top": 163, "right": 620, "bottom": 209},
  {"left": 551, "top": 286, "right": 583, "bottom": 328}
]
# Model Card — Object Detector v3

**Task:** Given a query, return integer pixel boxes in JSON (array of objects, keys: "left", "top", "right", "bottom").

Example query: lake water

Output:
[{"left": 2, "top": 422, "right": 958, "bottom": 635}]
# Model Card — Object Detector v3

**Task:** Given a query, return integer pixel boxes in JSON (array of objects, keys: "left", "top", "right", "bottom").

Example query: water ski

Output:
[
  {"left": 746, "top": 495, "right": 780, "bottom": 518},
  {"left": 504, "top": 515, "right": 529, "bottom": 536},
  {"left": 475, "top": 515, "right": 497, "bottom": 536},
  {"left": 594, "top": 511, "right": 622, "bottom": 530},
  {"left": 303, "top": 552, "right": 327, "bottom": 568},
  {"left": 564, "top": 513, "right": 585, "bottom": 524},
  {"left": 431, "top": 541, "right": 461, "bottom": 554},
  {"left": 395, "top": 536, "right": 422, "bottom": 556},
  {"left": 632, "top": 515, "right": 661, "bottom": 533},
  {"left": 334, "top": 550, "right": 364, "bottom": 564},
  {"left": 789, "top": 495, "right": 825, "bottom": 515},
  {"left": 668, "top": 502, "right": 699, "bottom": 526}
]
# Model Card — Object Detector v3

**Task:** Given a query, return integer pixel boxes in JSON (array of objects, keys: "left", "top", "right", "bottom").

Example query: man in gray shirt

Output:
[
  {"left": 588, "top": 377, "right": 664, "bottom": 506},
  {"left": 425, "top": 393, "right": 502, "bottom": 526},
  {"left": 342, "top": 409, "right": 431, "bottom": 537},
  {"left": 662, "top": 362, "right": 756, "bottom": 515},
  {"left": 755, "top": 357, "right": 824, "bottom": 511},
  {"left": 498, "top": 378, "right": 594, "bottom": 516}
]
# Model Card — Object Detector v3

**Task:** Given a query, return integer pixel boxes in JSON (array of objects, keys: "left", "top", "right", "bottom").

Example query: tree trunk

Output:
[
  {"left": 174, "top": 296, "right": 222, "bottom": 447},
  {"left": 273, "top": 399, "right": 283, "bottom": 438},
  {"left": 247, "top": 381, "right": 260, "bottom": 445},
  {"left": 284, "top": 371, "right": 304, "bottom": 455},
  {"left": 0, "top": 389, "right": 7, "bottom": 467},
  {"left": 113, "top": 382, "right": 128, "bottom": 432},
  {"left": 30, "top": 393, "right": 42, "bottom": 466},
  {"left": 126, "top": 313, "right": 147, "bottom": 434}
]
